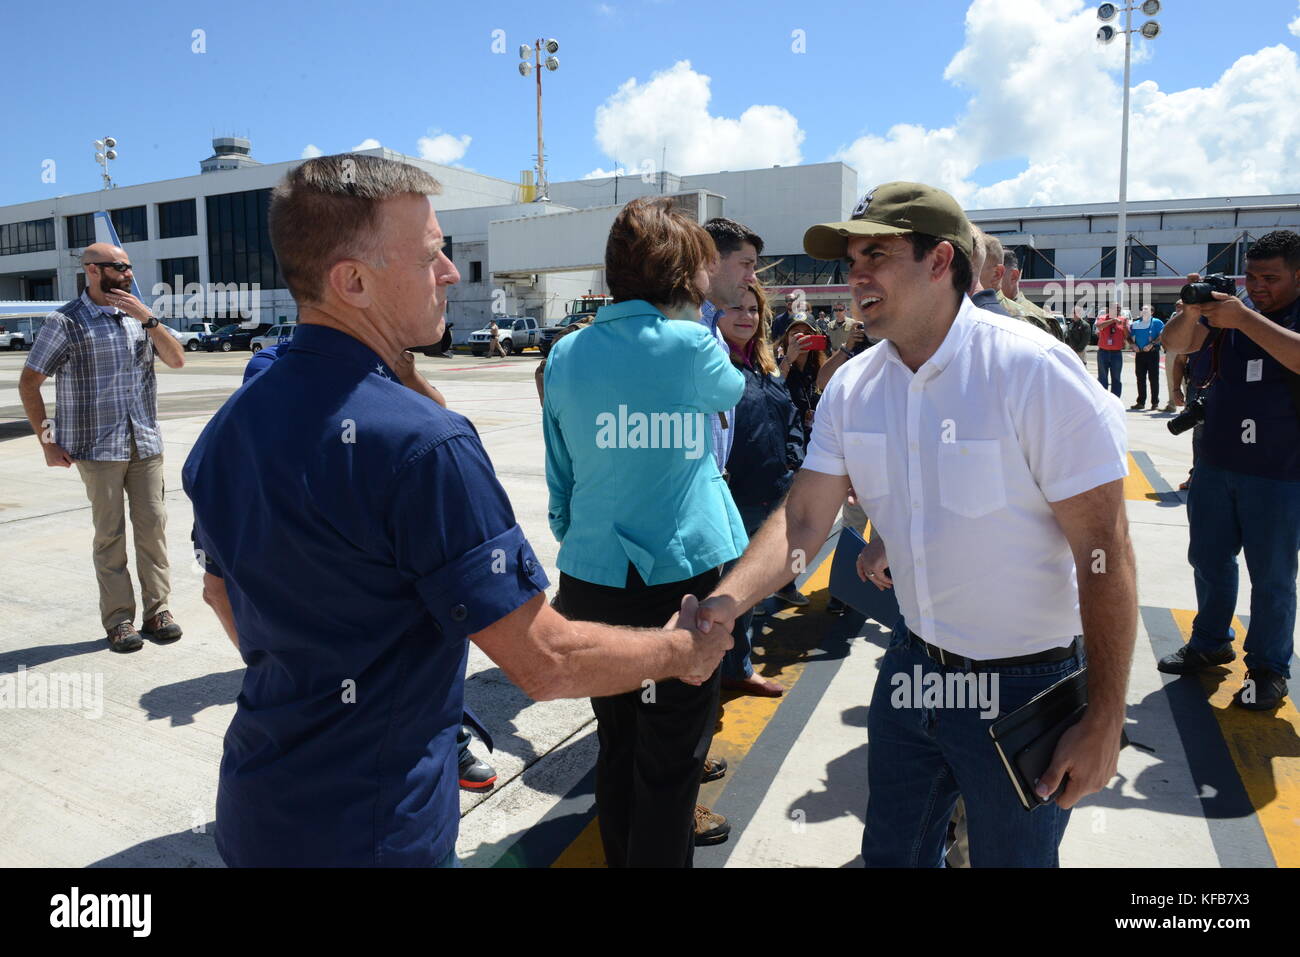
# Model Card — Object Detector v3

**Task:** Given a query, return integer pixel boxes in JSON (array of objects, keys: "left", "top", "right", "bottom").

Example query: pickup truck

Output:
[
  {"left": 175, "top": 322, "right": 218, "bottom": 352},
  {"left": 469, "top": 317, "right": 539, "bottom": 356},
  {"left": 0, "top": 327, "right": 27, "bottom": 351}
]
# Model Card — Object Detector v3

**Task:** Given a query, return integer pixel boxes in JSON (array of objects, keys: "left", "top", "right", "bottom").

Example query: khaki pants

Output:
[{"left": 75, "top": 438, "right": 170, "bottom": 632}]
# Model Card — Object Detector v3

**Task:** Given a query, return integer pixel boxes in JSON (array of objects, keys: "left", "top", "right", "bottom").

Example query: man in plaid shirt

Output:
[{"left": 18, "top": 243, "right": 188, "bottom": 652}]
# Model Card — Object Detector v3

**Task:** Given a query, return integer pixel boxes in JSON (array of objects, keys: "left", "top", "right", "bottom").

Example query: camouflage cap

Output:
[{"left": 803, "top": 181, "right": 973, "bottom": 262}]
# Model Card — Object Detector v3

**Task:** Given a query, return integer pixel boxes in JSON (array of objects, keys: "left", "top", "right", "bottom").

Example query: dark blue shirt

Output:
[
  {"left": 1199, "top": 298, "right": 1300, "bottom": 482},
  {"left": 183, "top": 324, "right": 548, "bottom": 866},
  {"left": 243, "top": 341, "right": 289, "bottom": 382},
  {"left": 726, "top": 364, "right": 805, "bottom": 509}
]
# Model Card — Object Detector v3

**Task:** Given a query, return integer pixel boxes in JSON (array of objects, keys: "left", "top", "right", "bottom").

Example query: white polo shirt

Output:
[{"left": 805, "top": 295, "right": 1128, "bottom": 659}]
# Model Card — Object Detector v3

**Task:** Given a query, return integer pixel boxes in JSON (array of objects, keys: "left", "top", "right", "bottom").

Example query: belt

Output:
[{"left": 907, "top": 631, "right": 1080, "bottom": 672}]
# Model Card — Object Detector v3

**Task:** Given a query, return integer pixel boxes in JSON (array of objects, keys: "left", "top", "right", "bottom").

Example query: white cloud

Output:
[
  {"left": 351, "top": 138, "right": 382, "bottom": 151},
  {"left": 1290, "top": 3, "right": 1300, "bottom": 37},
  {"left": 831, "top": 0, "right": 1300, "bottom": 208},
  {"left": 589, "top": 60, "right": 804, "bottom": 178},
  {"left": 300, "top": 144, "right": 323, "bottom": 159},
  {"left": 417, "top": 131, "right": 472, "bottom": 165}
]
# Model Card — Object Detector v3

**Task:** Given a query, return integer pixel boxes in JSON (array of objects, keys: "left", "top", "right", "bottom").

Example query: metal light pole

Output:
[
  {"left": 519, "top": 38, "right": 560, "bottom": 202},
  {"left": 1098, "top": 1, "right": 1162, "bottom": 313},
  {"left": 93, "top": 136, "right": 118, "bottom": 190}
]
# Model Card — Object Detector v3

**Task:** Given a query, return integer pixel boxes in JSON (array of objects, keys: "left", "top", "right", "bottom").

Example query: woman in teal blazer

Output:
[{"left": 541, "top": 197, "right": 746, "bottom": 867}]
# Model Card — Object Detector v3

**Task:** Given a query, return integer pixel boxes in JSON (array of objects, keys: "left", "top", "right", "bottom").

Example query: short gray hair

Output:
[{"left": 269, "top": 153, "right": 442, "bottom": 304}]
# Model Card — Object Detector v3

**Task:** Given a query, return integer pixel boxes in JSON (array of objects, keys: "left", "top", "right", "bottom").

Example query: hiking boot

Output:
[
  {"left": 1157, "top": 643, "right": 1235, "bottom": 675},
  {"left": 141, "top": 610, "right": 182, "bottom": 643},
  {"left": 1232, "top": 669, "right": 1288, "bottom": 711},
  {"left": 106, "top": 621, "right": 143, "bottom": 653},
  {"left": 694, "top": 805, "right": 730, "bottom": 846},
  {"left": 702, "top": 756, "right": 727, "bottom": 783}
]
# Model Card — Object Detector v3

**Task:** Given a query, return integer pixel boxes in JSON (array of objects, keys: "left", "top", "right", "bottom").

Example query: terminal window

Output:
[
  {"left": 110, "top": 206, "right": 148, "bottom": 244},
  {"left": 158, "top": 199, "right": 198, "bottom": 239},
  {"left": 66, "top": 213, "right": 95, "bottom": 250},
  {"left": 0, "top": 218, "right": 55, "bottom": 256}
]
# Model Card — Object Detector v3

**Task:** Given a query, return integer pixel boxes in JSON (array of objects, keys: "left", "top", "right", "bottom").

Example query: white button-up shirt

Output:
[{"left": 804, "top": 296, "right": 1128, "bottom": 659}]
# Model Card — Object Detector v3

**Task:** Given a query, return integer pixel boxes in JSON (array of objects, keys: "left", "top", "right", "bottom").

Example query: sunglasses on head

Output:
[{"left": 90, "top": 261, "right": 133, "bottom": 273}]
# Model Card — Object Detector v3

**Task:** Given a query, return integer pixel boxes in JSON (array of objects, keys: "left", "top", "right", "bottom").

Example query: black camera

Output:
[
  {"left": 1179, "top": 273, "right": 1236, "bottom": 304},
  {"left": 1167, "top": 390, "right": 1206, "bottom": 436}
]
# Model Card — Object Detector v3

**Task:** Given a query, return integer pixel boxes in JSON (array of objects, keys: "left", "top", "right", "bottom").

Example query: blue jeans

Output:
[
  {"left": 1096, "top": 349, "right": 1123, "bottom": 398},
  {"left": 862, "top": 622, "right": 1083, "bottom": 867},
  {"left": 723, "top": 503, "right": 777, "bottom": 680},
  {"left": 1187, "top": 463, "right": 1300, "bottom": 678}
]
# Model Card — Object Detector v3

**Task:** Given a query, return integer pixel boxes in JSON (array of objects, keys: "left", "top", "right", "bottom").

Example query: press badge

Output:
[{"left": 1246, "top": 359, "right": 1263, "bottom": 382}]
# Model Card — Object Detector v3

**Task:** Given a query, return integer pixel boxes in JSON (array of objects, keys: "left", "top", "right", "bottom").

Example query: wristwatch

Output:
[
  {"left": 839, "top": 346, "right": 855, "bottom": 359},
  {"left": 141, "top": 315, "right": 159, "bottom": 329}
]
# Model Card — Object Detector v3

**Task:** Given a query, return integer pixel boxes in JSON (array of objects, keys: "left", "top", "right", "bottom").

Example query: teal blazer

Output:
[{"left": 543, "top": 300, "right": 748, "bottom": 587}]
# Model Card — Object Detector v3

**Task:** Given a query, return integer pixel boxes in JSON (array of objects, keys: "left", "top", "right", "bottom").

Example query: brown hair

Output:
[
  {"left": 605, "top": 197, "right": 714, "bottom": 308},
  {"left": 722, "top": 283, "right": 778, "bottom": 376},
  {"left": 269, "top": 153, "right": 442, "bottom": 304}
]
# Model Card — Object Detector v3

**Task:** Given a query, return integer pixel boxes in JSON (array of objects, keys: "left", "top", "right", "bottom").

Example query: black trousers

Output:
[
  {"left": 1135, "top": 350, "right": 1161, "bottom": 406},
  {"left": 557, "top": 563, "right": 721, "bottom": 868}
]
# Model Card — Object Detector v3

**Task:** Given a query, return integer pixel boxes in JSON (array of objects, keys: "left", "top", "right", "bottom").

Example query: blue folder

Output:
[{"left": 828, "top": 525, "right": 900, "bottom": 626}]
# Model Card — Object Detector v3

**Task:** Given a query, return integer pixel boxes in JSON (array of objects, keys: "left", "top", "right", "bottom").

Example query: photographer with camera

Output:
[{"left": 1157, "top": 231, "right": 1300, "bottom": 710}]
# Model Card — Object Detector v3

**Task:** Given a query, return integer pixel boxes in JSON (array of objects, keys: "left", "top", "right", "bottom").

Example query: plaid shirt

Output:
[{"left": 25, "top": 291, "right": 162, "bottom": 461}]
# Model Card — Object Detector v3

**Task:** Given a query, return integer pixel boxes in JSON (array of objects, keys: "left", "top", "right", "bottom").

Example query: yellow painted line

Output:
[
  {"left": 550, "top": 546, "right": 838, "bottom": 868},
  {"left": 1169, "top": 609, "right": 1300, "bottom": 867},
  {"left": 1124, "top": 452, "right": 1158, "bottom": 502}
]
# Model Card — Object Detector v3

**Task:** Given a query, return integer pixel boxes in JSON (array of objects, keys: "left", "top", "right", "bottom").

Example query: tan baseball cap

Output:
[{"left": 803, "top": 181, "right": 973, "bottom": 262}]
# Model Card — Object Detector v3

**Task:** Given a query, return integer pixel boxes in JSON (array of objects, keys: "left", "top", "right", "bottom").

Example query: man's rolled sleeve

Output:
[
  {"left": 1019, "top": 345, "right": 1129, "bottom": 503},
  {"left": 802, "top": 373, "right": 848, "bottom": 476},
  {"left": 392, "top": 432, "right": 550, "bottom": 640},
  {"left": 24, "top": 314, "right": 70, "bottom": 378}
]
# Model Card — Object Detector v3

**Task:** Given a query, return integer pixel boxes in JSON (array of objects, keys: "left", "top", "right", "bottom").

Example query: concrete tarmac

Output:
[{"left": 0, "top": 346, "right": 1295, "bottom": 868}]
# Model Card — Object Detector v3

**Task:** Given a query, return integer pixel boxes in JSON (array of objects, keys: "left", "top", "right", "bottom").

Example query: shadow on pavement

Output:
[
  {"left": 87, "top": 822, "right": 221, "bottom": 867},
  {"left": 0, "top": 639, "right": 105, "bottom": 674},
  {"left": 140, "top": 668, "right": 243, "bottom": 726}
]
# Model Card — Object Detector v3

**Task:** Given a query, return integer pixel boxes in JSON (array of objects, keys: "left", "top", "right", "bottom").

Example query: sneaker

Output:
[
  {"left": 694, "top": 805, "right": 730, "bottom": 846},
  {"left": 458, "top": 753, "right": 498, "bottom": 791},
  {"left": 1150, "top": 402, "right": 1159, "bottom": 411},
  {"left": 1161, "top": 403, "right": 1176, "bottom": 412},
  {"left": 106, "top": 621, "right": 143, "bottom": 653},
  {"left": 774, "top": 585, "right": 809, "bottom": 607},
  {"left": 141, "top": 610, "right": 183, "bottom": 643},
  {"left": 702, "top": 756, "right": 727, "bottom": 783},
  {"left": 826, "top": 597, "right": 847, "bottom": 616},
  {"left": 1157, "top": 643, "right": 1235, "bottom": 675},
  {"left": 1129, "top": 402, "right": 1146, "bottom": 411},
  {"left": 1232, "top": 669, "right": 1288, "bottom": 711}
]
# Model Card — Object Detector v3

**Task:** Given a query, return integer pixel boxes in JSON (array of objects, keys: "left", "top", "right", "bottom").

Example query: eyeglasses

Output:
[
  {"left": 90, "top": 261, "right": 134, "bottom": 273},
  {"left": 833, "top": 306, "right": 846, "bottom": 311}
]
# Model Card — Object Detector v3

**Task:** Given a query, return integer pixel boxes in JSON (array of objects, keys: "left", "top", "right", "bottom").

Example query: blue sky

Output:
[{"left": 5, "top": 0, "right": 1300, "bottom": 208}]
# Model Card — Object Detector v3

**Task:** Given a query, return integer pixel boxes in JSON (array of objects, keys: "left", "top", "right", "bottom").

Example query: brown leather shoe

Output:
[
  {"left": 694, "top": 805, "right": 731, "bottom": 846},
  {"left": 141, "top": 610, "right": 183, "bottom": 643},
  {"left": 702, "top": 756, "right": 727, "bottom": 783},
  {"left": 106, "top": 621, "right": 143, "bottom": 653}
]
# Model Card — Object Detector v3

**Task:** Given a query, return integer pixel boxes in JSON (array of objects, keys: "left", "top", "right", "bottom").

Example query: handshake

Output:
[{"left": 666, "top": 593, "right": 743, "bottom": 686}]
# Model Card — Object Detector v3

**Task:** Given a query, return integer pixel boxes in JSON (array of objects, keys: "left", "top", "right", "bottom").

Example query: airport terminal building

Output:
[{"left": 1, "top": 136, "right": 1297, "bottom": 333}]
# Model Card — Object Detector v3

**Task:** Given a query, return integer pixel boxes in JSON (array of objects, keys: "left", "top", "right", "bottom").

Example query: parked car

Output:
[
  {"left": 202, "top": 323, "right": 273, "bottom": 353},
  {"left": 538, "top": 315, "right": 589, "bottom": 356},
  {"left": 0, "top": 326, "right": 27, "bottom": 351},
  {"left": 469, "top": 317, "right": 539, "bottom": 356},
  {"left": 412, "top": 321, "right": 455, "bottom": 357},
  {"left": 250, "top": 323, "right": 297, "bottom": 354},
  {"left": 175, "top": 322, "right": 218, "bottom": 352}
]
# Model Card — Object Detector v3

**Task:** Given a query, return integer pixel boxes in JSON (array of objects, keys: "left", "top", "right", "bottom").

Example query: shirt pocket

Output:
[
  {"left": 843, "top": 431, "right": 889, "bottom": 501},
  {"left": 937, "top": 439, "right": 1006, "bottom": 519}
]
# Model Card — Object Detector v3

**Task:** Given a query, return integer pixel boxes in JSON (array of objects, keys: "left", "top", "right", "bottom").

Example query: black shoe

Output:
[
  {"left": 1233, "top": 669, "right": 1288, "bottom": 710},
  {"left": 774, "top": 585, "right": 809, "bottom": 607},
  {"left": 1157, "top": 643, "right": 1235, "bottom": 675},
  {"left": 458, "top": 753, "right": 498, "bottom": 791},
  {"left": 702, "top": 756, "right": 727, "bottom": 783},
  {"left": 826, "top": 597, "right": 847, "bottom": 616}
]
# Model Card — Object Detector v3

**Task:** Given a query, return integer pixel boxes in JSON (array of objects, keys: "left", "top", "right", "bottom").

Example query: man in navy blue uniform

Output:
[
  {"left": 184, "top": 154, "right": 728, "bottom": 867},
  {"left": 1158, "top": 231, "right": 1300, "bottom": 711}
]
